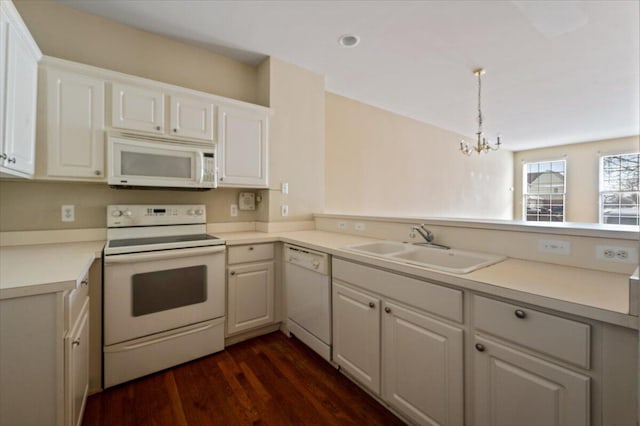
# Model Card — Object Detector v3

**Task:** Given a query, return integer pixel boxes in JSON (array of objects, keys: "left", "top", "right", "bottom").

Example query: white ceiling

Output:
[{"left": 55, "top": 0, "right": 639, "bottom": 151}]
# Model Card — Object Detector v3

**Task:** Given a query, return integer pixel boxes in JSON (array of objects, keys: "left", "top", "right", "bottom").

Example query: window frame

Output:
[
  {"left": 522, "top": 159, "right": 567, "bottom": 222},
  {"left": 598, "top": 152, "right": 640, "bottom": 226}
]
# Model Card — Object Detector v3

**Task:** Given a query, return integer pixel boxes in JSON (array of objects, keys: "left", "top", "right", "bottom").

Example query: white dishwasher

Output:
[{"left": 284, "top": 244, "right": 332, "bottom": 362}]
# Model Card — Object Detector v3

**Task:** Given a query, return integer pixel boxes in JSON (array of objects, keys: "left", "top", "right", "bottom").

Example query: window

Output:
[
  {"left": 523, "top": 160, "right": 566, "bottom": 222},
  {"left": 600, "top": 153, "right": 639, "bottom": 225}
]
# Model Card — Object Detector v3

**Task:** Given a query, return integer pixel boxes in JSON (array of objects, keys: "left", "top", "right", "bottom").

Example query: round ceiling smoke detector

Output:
[{"left": 338, "top": 34, "right": 360, "bottom": 48}]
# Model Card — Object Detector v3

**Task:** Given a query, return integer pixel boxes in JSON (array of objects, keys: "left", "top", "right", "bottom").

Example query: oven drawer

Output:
[
  {"left": 473, "top": 295, "right": 591, "bottom": 368},
  {"left": 228, "top": 243, "right": 274, "bottom": 264}
]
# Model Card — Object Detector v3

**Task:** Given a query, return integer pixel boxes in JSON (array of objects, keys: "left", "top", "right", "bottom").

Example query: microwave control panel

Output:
[{"left": 203, "top": 153, "right": 216, "bottom": 185}]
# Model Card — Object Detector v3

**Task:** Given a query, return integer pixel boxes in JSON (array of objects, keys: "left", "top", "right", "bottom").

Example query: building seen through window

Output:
[
  {"left": 523, "top": 160, "right": 566, "bottom": 222},
  {"left": 600, "top": 153, "right": 640, "bottom": 225}
]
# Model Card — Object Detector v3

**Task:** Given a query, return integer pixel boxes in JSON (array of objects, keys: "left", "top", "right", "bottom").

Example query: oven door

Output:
[{"left": 103, "top": 245, "right": 225, "bottom": 345}]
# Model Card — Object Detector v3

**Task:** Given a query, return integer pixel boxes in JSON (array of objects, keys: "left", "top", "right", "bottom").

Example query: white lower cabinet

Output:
[
  {"left": 65, "top": 298, "right": 90, "bottom": 426},
  {"left": 332, "top": 282, "right": 381, "bottom": 394},
  {"left": 227, "top": 244, "right": 275, "bottom": 335},
  {"left": 472, "top": 335, "right": 590, "bottom": 426},
  {"left": 383, "top": 301, "right": 464, "bottom": 426},
  {"left": 332, "top": 262, "right": 464, "bottom": 426}
]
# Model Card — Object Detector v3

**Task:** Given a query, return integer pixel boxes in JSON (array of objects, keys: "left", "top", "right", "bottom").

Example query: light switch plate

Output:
[
  {"left": 538, "top": 239, "right": 570, "bottom": 255},
  {"left": 230, "top": 204, "right": 238, "bottom": 217}
]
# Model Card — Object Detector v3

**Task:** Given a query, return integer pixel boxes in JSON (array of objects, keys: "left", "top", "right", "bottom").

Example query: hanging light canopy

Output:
[{"left": 460, "top": 68, "right": 502, "bottom": 156}]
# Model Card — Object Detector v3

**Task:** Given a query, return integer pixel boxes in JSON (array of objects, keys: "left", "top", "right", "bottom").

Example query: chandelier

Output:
[{"left": 459, "top": 68, "right": 502, "bottom": 156}]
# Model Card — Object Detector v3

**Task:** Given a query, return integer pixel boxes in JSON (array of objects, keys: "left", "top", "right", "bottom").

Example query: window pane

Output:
[
  {"left": 524, "top": 160, "right": 565, "bottom": 222},
  {"left": 600, "top": 153, "right": 640, "bottom": 225}
]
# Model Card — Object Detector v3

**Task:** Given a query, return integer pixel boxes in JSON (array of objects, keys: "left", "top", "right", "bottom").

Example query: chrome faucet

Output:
[{"left": 411, "top": 224, "right": 450, "bottom": 250}]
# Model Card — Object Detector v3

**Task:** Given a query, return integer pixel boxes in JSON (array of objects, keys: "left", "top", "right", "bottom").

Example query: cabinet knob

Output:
[
  {"left": 0, "top": 153, "right": 6, "bottom": 160},
  {"left": 220, "top": 177, "right": 224, "bottom": 181},
  {"left": 173, "top": 128, "right": 177, "bottom": 133},
  {"left": 368, "top": 302, "right": 375, "bottom": 308},
  {"left": 94, "top": 170, "right": 101, "bottom": 176},
  {"left": 475, "top": 343, "right": 486, "bottom": 352},
  {"left": 155, "top": 126, "right": 161, "bottom": 131},
  {"left": 81, "top": 280, "right": 88, "bottom": 287},
  {"left": 248, "top": 247, "right": 254, "bottom": 251},
  {"left": 72, "top": 339, "right": 81, "bottom": 347},
  {"left": 230, "top": 271, "right": 236, "bottom": 276},
  {"left": 384, "top": 306, "right": 391, "bottom": 314},
  {"left": 514, "top": 309, "right": 527, "bottom": 319}
]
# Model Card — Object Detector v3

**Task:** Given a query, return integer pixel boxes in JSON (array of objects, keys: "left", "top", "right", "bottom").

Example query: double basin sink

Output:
[{"left": 344, "top": 241, "right": 506, "bottom": 274}]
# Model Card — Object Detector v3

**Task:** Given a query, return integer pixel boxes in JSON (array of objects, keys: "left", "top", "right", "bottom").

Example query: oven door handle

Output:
[{"left": 104, "top": 245, "right": 225, "bottom": 264}]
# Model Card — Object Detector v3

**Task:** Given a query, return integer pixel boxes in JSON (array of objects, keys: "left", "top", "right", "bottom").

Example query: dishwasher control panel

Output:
[{"left": 284, "top": 244, "right": 330, "bottom": 275}]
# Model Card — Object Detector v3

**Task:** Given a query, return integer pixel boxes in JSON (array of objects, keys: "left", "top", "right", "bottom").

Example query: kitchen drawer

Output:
[
  {"left": 228, "top": 243, "right": 274, "bottom": 264},
  {"left": 473, "top": 295, "right": 590, "bottom": 369},
  {"left": 64, "top": 274, "right": 89, "bottom": 332}
]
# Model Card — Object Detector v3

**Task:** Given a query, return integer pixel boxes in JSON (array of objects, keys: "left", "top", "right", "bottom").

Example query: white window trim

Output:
[
  {"left": 598, "top": 152, "right": 640, "bottom": 225},
  {"left": 522, "top": 159, "right": 567, "bottom": 222}
]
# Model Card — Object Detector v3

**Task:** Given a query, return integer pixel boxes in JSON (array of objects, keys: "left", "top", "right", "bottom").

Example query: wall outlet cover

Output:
[
  {"left": 281, "top": 204, "right": 289, "bottom": 216},
  {"left": 61, "top": 205, "right": 75, "bottom": 222},
  {"left": 230, "top": 204, "right": 238, "bottom": 217},
  {"left": 355, "top": 223, "right": 366, "bottom": 231},
  {"left": 596, "top": 245, "right": 638, "bottom": 263},
  {"left": 337, "top": 222, "right": 347, "bottom": 230}
]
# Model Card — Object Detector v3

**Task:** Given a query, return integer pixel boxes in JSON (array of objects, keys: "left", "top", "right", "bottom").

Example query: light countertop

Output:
[
  {"left": 0, "top": 241, "right": 104, "bottom": 300},
  {"left": 219, "top": 230, "right": 638, "bottom": 329}
]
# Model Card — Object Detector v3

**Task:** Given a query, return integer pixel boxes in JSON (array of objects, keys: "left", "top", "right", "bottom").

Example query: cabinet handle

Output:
[
  {"left": 230, "top": 271, "right": 236, "bottom": 276},
  {"left": 155, "top": 126, "right": 161, "bottom": 131},
  {"left": 0, "top": 153, "right": 6, "bottom": 160},
  {"left": 368, "top": 302, "right": 375, "bottom": 308},
  {"left": 475, "top": 343, "right": 485, "bottom": 352},
  {"left": 514, "top": 309, "right": 527, "bottom": 319},
  {"left": 8, "top": 157, "right": 16, "bottom": 164},
  {"left": 94, "top": 170, "right": 101, "bottom": 176},
  {"left": 384, "top": 306, "right": 391, "bottom": 314},
  {"left": 81, "top": 280, "right": 88, "bottom": 287},
  {"left": 72, "top": 339, "right": 81, "bottom": 347}
]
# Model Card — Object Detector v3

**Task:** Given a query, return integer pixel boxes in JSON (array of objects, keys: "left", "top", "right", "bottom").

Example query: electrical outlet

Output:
[
  {"left": 355, "top": 222, "right": 366, "bottom": 231},
  {"left": 230, "top": 204, "right": 238, "bottom": 217},
  {"left": 538, "top": 239, "right": 570, "bottom": 255},
  {"left": 337, "top": 222, "right": 347, "bottom": 230},
  {"left": 61, "top": 205, "right": 75, "bottom": 222},
  {"left": 281, "top": 182, "right": 289, "bottom": 194},
  {"left": 281, "top": 204, "right": 289, "bottom": 216},
  {"left": 596, "top": 245, "right": 638, "bottom": 263}
]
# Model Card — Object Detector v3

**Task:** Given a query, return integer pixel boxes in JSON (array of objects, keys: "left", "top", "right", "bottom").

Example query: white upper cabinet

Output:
[
  {"left": 217, "top": 104, "right": 268, "bottom": 188},
  {"left": 111, "top": 83, "right": 164, "bottom": 134},
  {"left": 169, "top": 94, "right": 214, "bottom": 142},
  {"left": 0, "top": 1, "right": 41, "bottom": 178},
  {"left": 42, "top": 67, "right": 105, "bottom": 180}
]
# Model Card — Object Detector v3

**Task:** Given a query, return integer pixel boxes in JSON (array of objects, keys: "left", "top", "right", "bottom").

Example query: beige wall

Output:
[
  {"left": 13, "top": 0, "right": 259, "bottom": 104},
  {"left": 514, "top": 136, "right": 640, "bottom": 223},
  {"left": 261, "top": 58, "right": 325, "bottom": 222},
  {"left": 0, "top": 181, "right": 264, "bottom": 231},
  {"left": 325, "top": 93, "right": 514, "bottom": 219}
]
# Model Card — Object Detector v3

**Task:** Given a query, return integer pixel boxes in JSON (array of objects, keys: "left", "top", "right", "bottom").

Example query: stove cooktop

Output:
[
  {"left": 104, "top": 233, "right": 225, "bottom": 255},
  {"left": 108, "top": 234, "right": 222, "bottom": 248}
]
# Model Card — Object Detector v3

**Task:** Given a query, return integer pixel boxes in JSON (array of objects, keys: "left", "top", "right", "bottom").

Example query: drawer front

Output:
[
  {"left": 65, "top": 274, "right": 89, "bottom": 332},
  {"left": 473, "top": 295, "right": 590, "bottom": 368},
  {"left": 228, "top": 243, "right": 274, "bottom": 264},
  {"left": 332, "top": 258, "right": 463, "bottom": 323}
]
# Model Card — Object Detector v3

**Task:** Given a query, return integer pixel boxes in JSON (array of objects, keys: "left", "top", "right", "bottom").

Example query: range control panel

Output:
[{"left": 107, "top": 205, "right": 206, "bottom": 227}]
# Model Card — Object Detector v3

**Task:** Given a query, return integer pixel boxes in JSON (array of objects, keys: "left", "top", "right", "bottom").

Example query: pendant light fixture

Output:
[{"left": 459, "top": 68, "right": 502, "bottom": 156}]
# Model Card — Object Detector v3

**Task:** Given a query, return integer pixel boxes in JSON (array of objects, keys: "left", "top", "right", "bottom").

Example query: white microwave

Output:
[{"left": 108, "top": 135, "right": 217, "bottom": 189}]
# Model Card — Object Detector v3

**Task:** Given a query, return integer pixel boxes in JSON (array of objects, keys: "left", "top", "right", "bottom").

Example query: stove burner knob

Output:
[
  {"left": 195, "top": 209, "right": 203, "bottom": 216},
  {"left": 187, "top": 209, "right": 195, "bottom": 216},
  {"left": 123, "top": 210, "right": 133, "bottom": 217},
  {"left": 111, "top": 210, "right": 123, "bottom": 217}
]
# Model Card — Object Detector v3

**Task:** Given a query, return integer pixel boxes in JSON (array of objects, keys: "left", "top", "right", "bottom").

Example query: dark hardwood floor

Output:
[{"left": 83, "top": 332, "right": 405, "bottom": 425}]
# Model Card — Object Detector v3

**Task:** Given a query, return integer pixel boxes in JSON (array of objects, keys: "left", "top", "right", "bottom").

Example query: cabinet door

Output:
[
  {"left": 169, "top": 95, "right": 214, "bottom": 141},
  {"left": 46, "top": 68, "right": 105, "bottom": 179},
  {"left": 66, "top": 298, "right": 89, "bottom": 426},
  {"left": 382, "top": 301, "right": 464, "bottom": 426},
  {"left": 332, "top": 281, "right": 381, "bottom": 394},
  {"left": 227, "top": 261, "right": 274, "bottom": 335},
  {"left": 111, "top": 83, "right": 164, "bottom": 134},
  {"left": 217, "top": 104, "right": 268, "bottom": 187},
  {"left": 2, "top": 13, "right": 38, "bottom": 176},
  {"left": 473, "top": 335, "right": 590, "bottom": 426}
]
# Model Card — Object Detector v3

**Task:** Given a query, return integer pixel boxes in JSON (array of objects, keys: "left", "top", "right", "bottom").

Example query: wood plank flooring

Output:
[{"left": 83, "top": 332, "right": 405, "bottom": 425}]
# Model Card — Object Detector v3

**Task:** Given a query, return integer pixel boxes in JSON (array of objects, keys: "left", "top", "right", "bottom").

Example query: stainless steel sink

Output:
[{"left": 344, "top": 241, "right": 505, "bottom": 274}]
